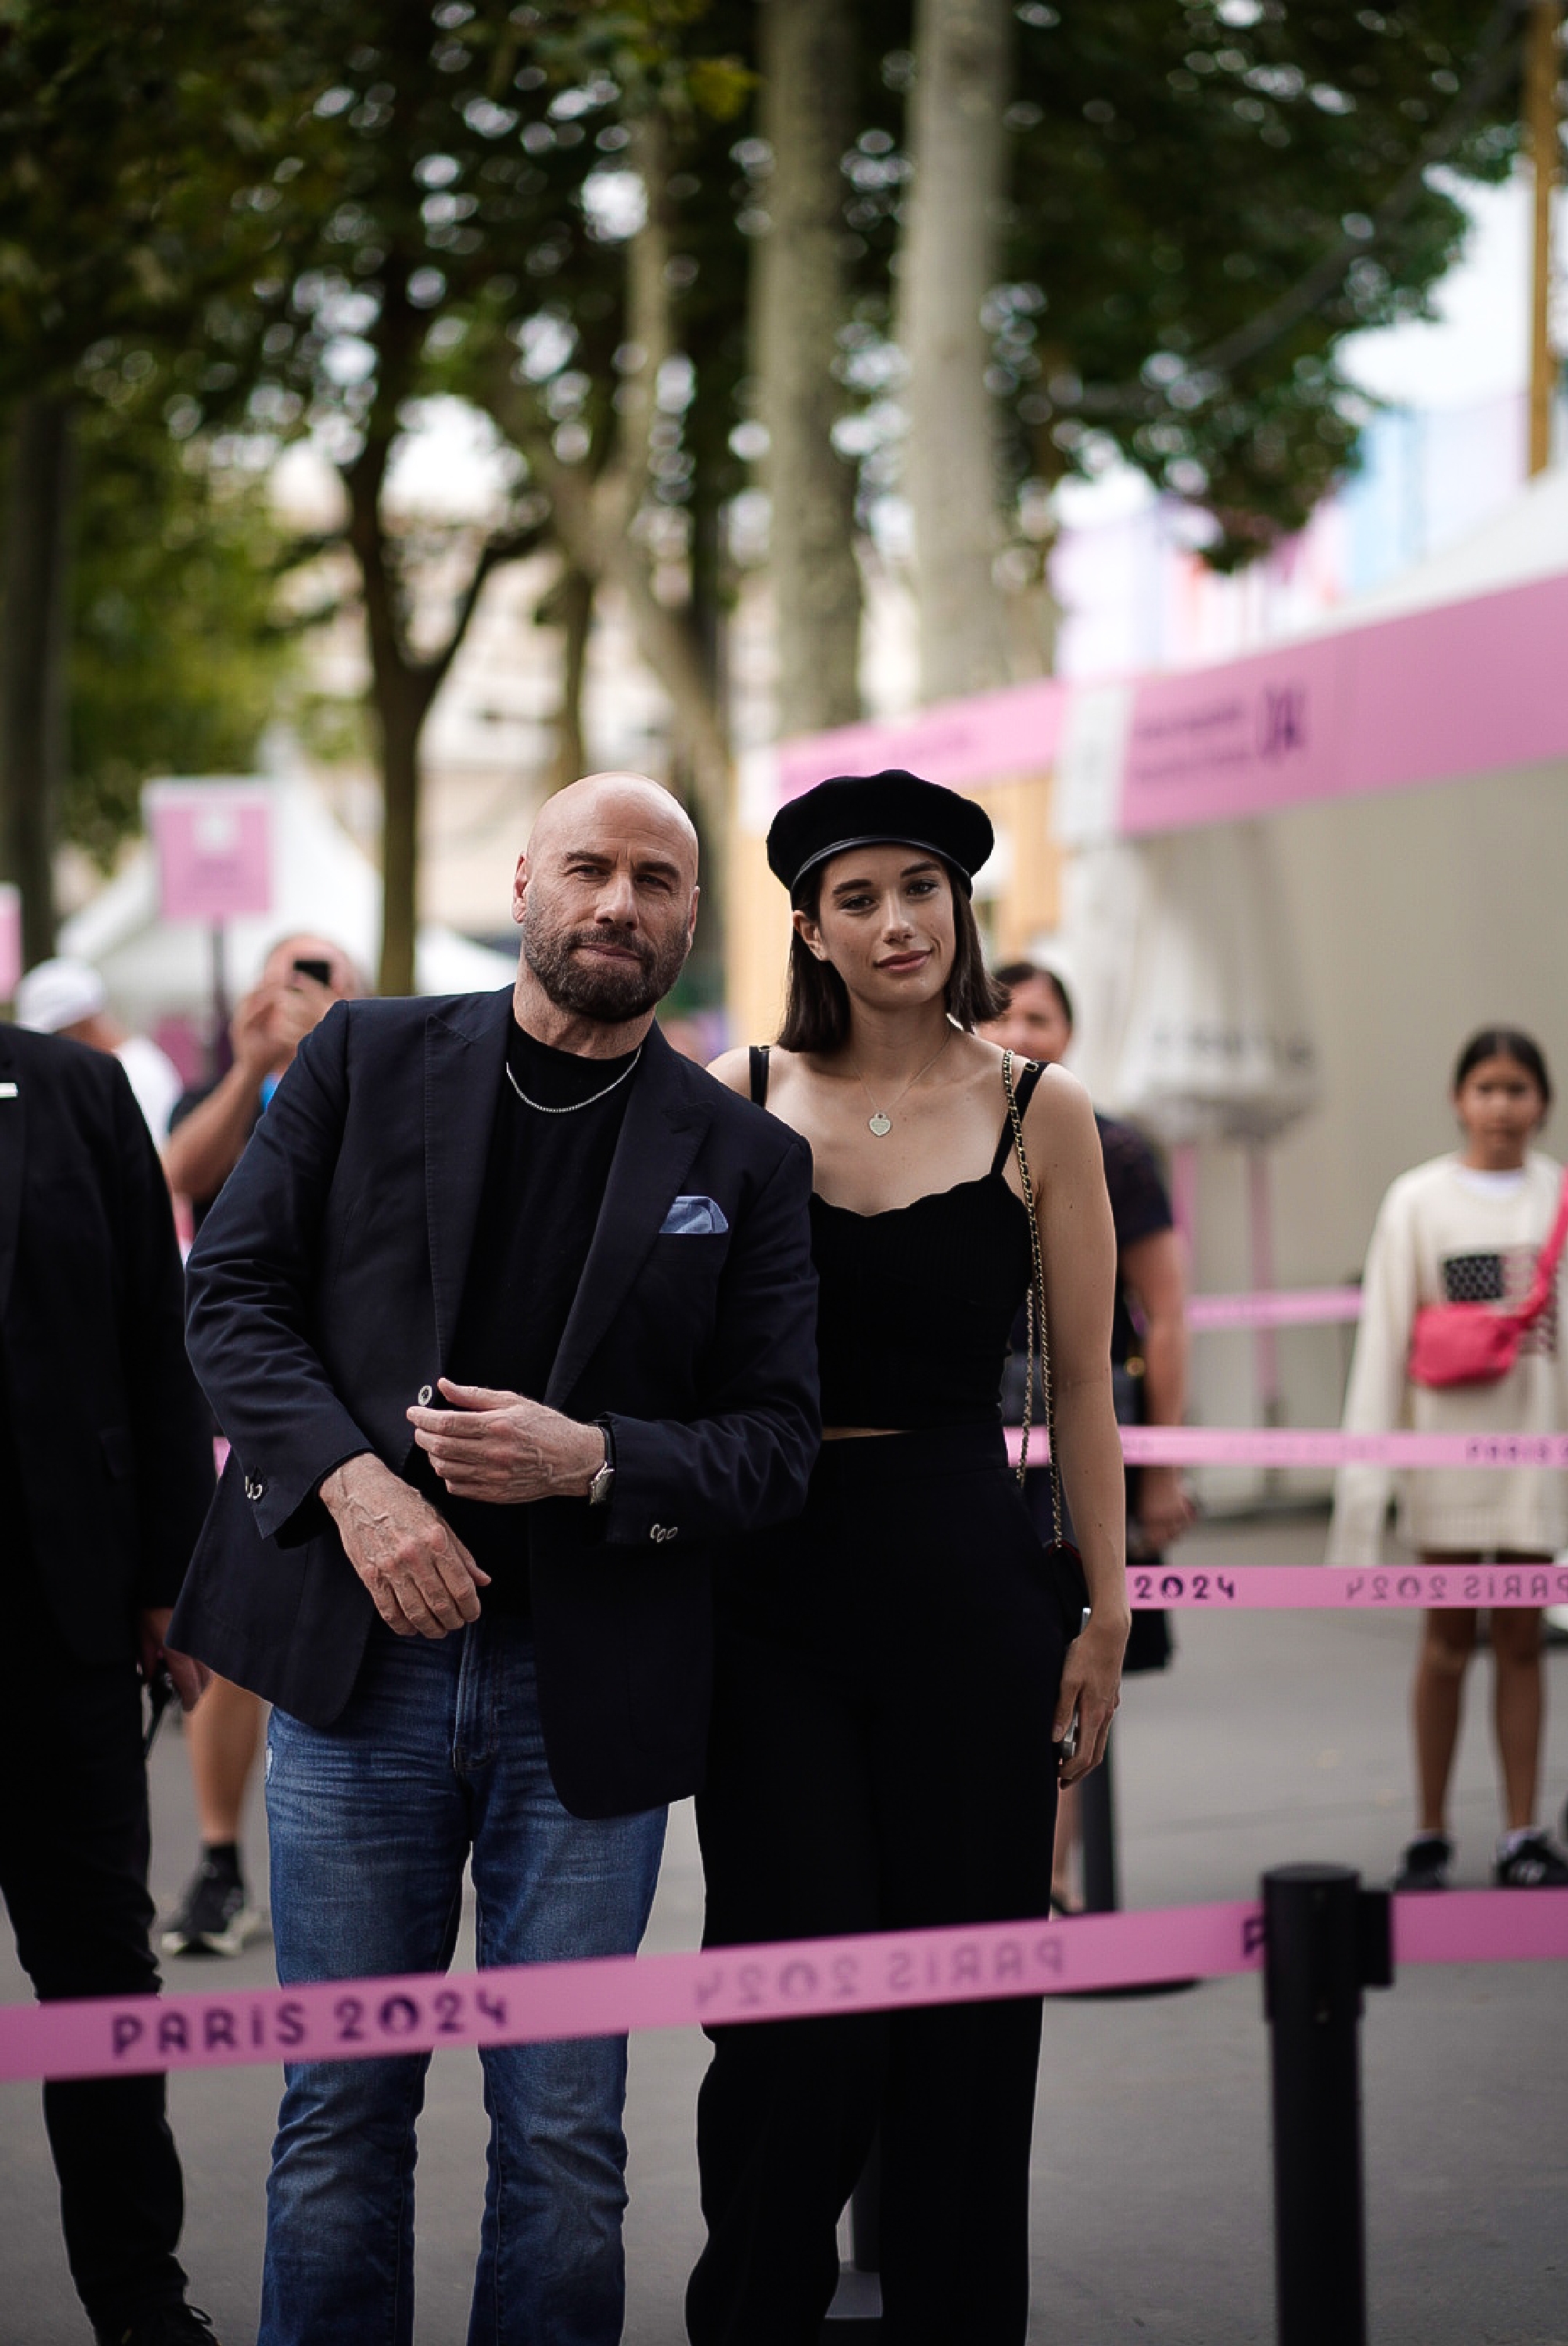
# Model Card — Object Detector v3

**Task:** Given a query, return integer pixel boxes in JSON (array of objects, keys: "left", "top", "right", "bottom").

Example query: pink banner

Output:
[
  {"left": 0, "top": 882, "right": 19, "bottom": 999},
  {"left": 3, "top": 1891, "right": 1562, "bottom": 2085},
  {"left": 1119, "top": 571, "right": 1568, "bottom": 833},
  {"left": 762, "top": 570, "right": 1568, "bottom": 838},
  {"left": 1006, "top": 1426, "right": 1568, "bottom": 1470},
  {"left": 1125, "top": 1560, "right": 1568, "bottom": 1612},
  {"left": 145, "top": 783, "right": 273, "bottom": 923},
  {"left": 774, "top": 679, "right": 1066, "bottom": 805},
  {"left": 1186, "top": 1286, "right": 1362, "bottom": 1329}
]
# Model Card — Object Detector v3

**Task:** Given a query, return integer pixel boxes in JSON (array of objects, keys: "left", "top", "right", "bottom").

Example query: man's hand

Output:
[
  {"left": 407, "top": 1380, "right": 606, "bottom": 1505},
  {"left": 1133, "top": 1465, "right": 1197, "bottom": 1555},
  {"left": 1053, "top": 1615, "right": 1128, "bottom": 1789},
  {"left": 321, "top": 1452, "right": 490, "bottom": 1638},
  {"left": 138, "top": 1607, "right": 210, "bottom": 1712}
]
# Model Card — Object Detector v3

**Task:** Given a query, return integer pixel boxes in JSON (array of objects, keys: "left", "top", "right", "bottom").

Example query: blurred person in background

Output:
[
  {"left": 1329, "top": 1026, "right": 1568, "bottom": 1892},
  {"left": 160, "top": 933, "right": 361, "bottom": 1961},
  {"left": 981, "top": 960, "right": 1194, "bottom": 1910},
  {"left": 0, "top": 1017, "right": 217, "bottom": 2346},
  {"left": 15, "top": 955, "right": 183, "bottom": 1145}
]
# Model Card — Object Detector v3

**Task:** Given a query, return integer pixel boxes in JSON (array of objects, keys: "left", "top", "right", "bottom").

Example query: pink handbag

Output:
[{"left": 1407, "top": 1168, "right": 1568, "bottom": 1390}]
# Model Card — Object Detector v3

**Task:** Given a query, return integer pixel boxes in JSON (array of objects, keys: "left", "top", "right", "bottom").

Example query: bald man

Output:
[{"left": 169, "top": 778, "right": 820, "bottom": 2345}]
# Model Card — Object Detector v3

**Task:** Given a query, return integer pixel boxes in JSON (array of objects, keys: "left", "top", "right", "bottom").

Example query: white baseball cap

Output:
[{"left": 14, "top": 956, "right": 108, "bottom": 1034}]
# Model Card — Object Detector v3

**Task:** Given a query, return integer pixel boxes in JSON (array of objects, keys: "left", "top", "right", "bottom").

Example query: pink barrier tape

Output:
[
  {"left": 1125, "top": 1561, "right": 1568, "bottom": 1611},
  {"left": 2, "top": 1892, "right": 1563, "bottom": 2086},
  {"left": 1005, "top": 1426, "right": 1568, "bottom": 1470},
  {"left": 1186, "top": 1286, "right": 1362, "bottom": 1330}
]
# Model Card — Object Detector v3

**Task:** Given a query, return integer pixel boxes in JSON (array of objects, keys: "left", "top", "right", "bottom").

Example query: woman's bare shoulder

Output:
[
  {"left": 705, "top": 1046, "right": 754, "bottom": 1097},
  {"left": 1022, "top": 1059, "right": 1099, "bottom": 1160},
  {"left": 706, "top": 1042, "right": 813, "bottom": 1099}
]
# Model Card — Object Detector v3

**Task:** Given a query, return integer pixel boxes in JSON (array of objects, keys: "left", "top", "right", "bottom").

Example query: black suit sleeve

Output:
[
  {"left": 185, "top": 1004, "right": 372, "bottom": 1544},
  {"left": 600, "top": 1131, "right": 820, "bottom": 1545},
  {"left": 101, "top": 1056, "right": 213, "bottom": 1609}
]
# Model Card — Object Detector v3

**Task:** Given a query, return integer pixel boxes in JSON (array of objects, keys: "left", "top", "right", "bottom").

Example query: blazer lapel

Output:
[
  {"left": 547, "top": 1025, "right": 709, "bottom": 1408},
  {"left": 0, "top": 1030, "right": 21, "bottom": 1322},
  {"left": 425, "top": 988, "right": 514, "bottom": 1362}
]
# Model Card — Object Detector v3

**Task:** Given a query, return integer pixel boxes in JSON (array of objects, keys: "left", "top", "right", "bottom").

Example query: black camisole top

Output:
[{"left": 750, "top": 1046, "right": 1043, "bottom": 1429}]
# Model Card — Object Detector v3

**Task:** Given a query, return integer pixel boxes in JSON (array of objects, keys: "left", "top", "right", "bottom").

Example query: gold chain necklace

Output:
[{"left": 852, "top": 1027, "right": 953, "bottom": 1138}]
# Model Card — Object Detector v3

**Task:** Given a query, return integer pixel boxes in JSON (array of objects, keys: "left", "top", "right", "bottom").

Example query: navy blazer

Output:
[
  {"left": 0, "top": 1024, "right": 213, "bottom": 1660},
  {"left": 170, "top": 990, "right": 820, "bottom": 1817}
]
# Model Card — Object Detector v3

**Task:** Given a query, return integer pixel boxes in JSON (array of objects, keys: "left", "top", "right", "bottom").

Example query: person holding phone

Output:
[{"left": 160, "top": 933, "right": 361, "bottom": 1960}]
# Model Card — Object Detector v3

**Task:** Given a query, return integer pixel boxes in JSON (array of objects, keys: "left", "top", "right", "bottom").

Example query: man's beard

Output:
[{"left": 522, "top": 908, "right": 687, "bottom": 1022}]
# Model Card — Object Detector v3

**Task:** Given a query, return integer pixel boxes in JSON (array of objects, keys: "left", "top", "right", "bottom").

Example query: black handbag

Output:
[{"left": 1002, "top": 1049, "right": 1090, "bottom": 1647}]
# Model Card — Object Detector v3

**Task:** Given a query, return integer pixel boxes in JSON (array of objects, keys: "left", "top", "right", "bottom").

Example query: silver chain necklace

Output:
[
  {"left": 853, "top": 1027, "right": 954, "bottom": 1137},
  {"left": 505, "top": 1044, "right": 642, "bottom": 1115}
]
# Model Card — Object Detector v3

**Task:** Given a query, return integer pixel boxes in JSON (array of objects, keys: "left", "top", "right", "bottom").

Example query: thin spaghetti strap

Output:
[
  {"left": 991, "top": 1059, "right": 1043, "bottom": 1172},
  {"left": 748, "top": 1043, "right": 771, "bottom": 1107}
]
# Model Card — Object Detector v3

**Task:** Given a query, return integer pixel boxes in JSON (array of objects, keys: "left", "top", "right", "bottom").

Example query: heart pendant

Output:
[{"left": 867, "top": 1112, "right": 892, "bottom": 1137}]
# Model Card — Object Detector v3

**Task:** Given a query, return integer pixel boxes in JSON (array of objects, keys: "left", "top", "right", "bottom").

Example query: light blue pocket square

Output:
[{"left": 660, "top": 1195, "right": 729, "bottom": 1236}]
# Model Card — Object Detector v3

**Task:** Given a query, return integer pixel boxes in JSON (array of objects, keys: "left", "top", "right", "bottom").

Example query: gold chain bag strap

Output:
[{"left": 1002, "top": 1048, "right": 1063, "bottom": 1544}]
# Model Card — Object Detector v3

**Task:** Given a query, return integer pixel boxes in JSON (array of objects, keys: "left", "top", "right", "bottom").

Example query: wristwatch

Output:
[{"left": 587, "top": 1418, "right": 616, "bottom": 1508}]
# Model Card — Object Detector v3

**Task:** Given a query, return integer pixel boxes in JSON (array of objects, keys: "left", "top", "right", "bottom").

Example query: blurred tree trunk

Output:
[
  {"left": 486, "top": 108, "right": 732, "bottom": 955},
  {"left": 550, "top": 565, "right": 594, "bottom": 791},
  {"left": 0, "top": 396, "right": 76, "bottom": 963},
  {"left": 755, "top": 0, "right": 862, "bottom": 737},
  {"left": 345, "top": 277, "right": 544, "bottom": 995},
  {"left": 901, "top": 0, "right": 1013, "bottom": 703}
]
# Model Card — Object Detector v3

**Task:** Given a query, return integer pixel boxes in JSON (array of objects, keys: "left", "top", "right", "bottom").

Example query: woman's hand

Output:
[{"left": 1053, "top": 1614, "right": 1128, "bottom": 1787}]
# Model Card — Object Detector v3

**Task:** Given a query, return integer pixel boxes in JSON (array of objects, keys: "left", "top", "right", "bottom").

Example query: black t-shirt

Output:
[
  {"left": 408, "top": 1020, "right": 640, "bottom": 1617},
  {"left": 1096, "top": 1112, "right": 1174, "bottom": 1369},
  {"left": 167, "top": 1079, "right": 264, "bottom": 1232}
]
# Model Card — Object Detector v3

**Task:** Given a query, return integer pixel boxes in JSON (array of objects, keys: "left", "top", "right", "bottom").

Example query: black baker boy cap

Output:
[{"left": 766, "top": 770, "right": 995, "bottom": 905}]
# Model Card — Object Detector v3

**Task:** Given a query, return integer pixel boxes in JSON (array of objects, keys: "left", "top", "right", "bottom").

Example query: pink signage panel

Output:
[
  {"left": 1118, "top": 633, "right": 1348, "bottom": 832},
  {"left": 0, "top": 883, "right": 20, "bottom": 999},
  {"left": 146, "top": 783, "right": 273, "bottom": 922},
  {"left": 1339, "top": 572, "right": 1568, "bottom": 803},
  {"left": 1120, "top": 570, "right": 1568, "bottom": 834},
  {"left": 775, "top": 677, "right": 1067, "bottom": 804}
]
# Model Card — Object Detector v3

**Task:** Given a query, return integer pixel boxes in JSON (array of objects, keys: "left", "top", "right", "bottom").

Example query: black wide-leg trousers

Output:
[
  {"left": 687, "top": 1429, "right": 1066, "bottom": 2346},
  {"left": 0, "top": 1605, "right": 187, "bottom": 2335}
]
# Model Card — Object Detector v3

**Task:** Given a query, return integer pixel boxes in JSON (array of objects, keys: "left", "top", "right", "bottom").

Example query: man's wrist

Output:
[
  {"left": 319, "top": 1451, "right": 379, "bottom": 1518},
  {"left": 562, "top": 1418, "right": 611, "bottom": 1499}
]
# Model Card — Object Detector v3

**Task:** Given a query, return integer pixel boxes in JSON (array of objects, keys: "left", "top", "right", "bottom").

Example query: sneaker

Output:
[
  {"left": 1494, "top": 1831, "right": 1568, "bottom": 1888},
  {"left": 1393, "top": 1832, "right": 1453, "bottom": 1891},
  {"left": 161, "top": 1852, "right": 261, "bottom": 1957},
  {"left": 98, "top": 2304, "right": 220, "bottom": 2344}
]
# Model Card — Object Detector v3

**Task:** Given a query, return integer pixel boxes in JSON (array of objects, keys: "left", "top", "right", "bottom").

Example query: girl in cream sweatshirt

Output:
[{"left": 1328, "top": 1027, "right": 1567, "bottom": 1892}]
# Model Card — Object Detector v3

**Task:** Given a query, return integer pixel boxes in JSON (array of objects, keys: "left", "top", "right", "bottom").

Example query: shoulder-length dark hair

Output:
[
  {"left": 777, "top": 859, "right": 1007, "bottom": 1054},
  {"left": 1452, "top": 1026, "right": 1553, "bottom": 1112}
]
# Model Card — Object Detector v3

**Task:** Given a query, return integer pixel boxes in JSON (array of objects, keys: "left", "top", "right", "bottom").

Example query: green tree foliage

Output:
[
  {"left": 63, "top": 403, "right": 303, "bottom": 868},
  {"left": 971, "top": 0, "right": 1526, "bottom": 565}
]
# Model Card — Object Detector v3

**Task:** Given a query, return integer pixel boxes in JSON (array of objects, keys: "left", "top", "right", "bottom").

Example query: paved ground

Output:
[{"left": 3, "top": 1512, "right": 1566, "bottom": 2344}]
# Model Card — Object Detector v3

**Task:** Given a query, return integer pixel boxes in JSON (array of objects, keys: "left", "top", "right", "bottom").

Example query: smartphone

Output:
[{"left": 292, "top": 956, "right": 332, "bottom": 986}]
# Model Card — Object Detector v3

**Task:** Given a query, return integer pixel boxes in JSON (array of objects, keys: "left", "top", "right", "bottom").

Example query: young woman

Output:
[
  {"left": 1329, "top": 1027, "right": 1568, "bottom": 1892},
  {"left": 688, "top": 771, "right": 1129, "bottom": 2346}
]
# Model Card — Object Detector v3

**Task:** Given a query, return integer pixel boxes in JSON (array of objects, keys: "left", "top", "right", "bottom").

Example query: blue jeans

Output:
[{"left": 260, "top": 1616, "right": 666, "bottom": 2346}]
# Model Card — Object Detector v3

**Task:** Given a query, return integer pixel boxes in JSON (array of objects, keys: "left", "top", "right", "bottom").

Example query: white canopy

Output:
[{"left": 60, "top": 775, "right": 515, "bottom": 1029}]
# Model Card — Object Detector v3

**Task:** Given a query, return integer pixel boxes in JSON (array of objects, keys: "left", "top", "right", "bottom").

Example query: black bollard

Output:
[{"left": 1261, "top": 1864, "right": 1392, "bottom": 2346}]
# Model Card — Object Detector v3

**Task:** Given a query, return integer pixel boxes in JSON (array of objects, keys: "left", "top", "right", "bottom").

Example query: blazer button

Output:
[{"left": 418, "top": 1384, "right": 433, "bottom": 1406}]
